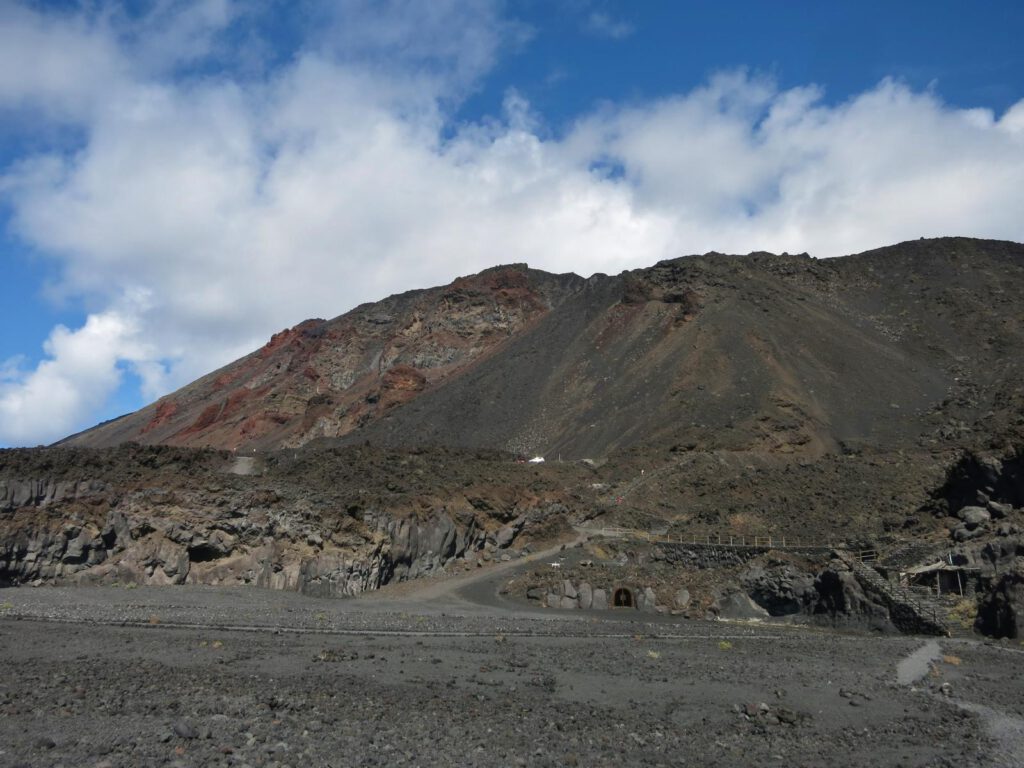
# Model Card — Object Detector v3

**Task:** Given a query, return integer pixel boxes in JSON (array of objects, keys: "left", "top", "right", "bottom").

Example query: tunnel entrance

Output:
[{"left": 612, "top": 587, "right": 635, "bottom": 608}]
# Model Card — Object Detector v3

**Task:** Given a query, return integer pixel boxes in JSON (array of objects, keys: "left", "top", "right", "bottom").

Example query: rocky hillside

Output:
[
  {"left": 63, "top": 266, "right": 584, "bottom": 451},
  {"left": 9, "top": 234, "right": 1024, "bottom": 633},
  {"left": 63, "top": 237, "right": 1024, "bottom": 461}
]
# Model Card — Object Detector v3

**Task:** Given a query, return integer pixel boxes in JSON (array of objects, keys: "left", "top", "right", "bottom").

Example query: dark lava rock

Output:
[{"left": 976, "top": 558, "right": 1024, "bottom": 638}]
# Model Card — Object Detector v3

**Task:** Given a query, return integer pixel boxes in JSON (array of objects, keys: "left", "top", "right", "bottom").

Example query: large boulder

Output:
[
  {"left": 578, "top": 582, "right": 593, "bottom": 610},
  {"left": 674, "top": 588, "right": 691, "bottom": 610},
  {"left": 742, "top": 565, "right": 817, "bottom": 616},
  {"left": 638, "top": 586, "right": 659, "bottom": 613},
  {"left": 712, "top": 591, "right": 770, "bottom": 621},
  {"left": 959, "top": 506, "right": 991, "bottom": 529},
  {"left": 953, "top": 524, "right": 984, "bottom": 542},
  {"left": 988, "top": 501, "right": 1013, "bottom": 519},
  {"left": 811, "top": 565, "right": 894, "bottom": 632}
]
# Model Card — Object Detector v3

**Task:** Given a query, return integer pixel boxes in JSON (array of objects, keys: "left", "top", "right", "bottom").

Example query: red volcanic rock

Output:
[
  {"left": 67, "top": 265, "right": 579, "bottom": 450},
  {"left": 383, "top": 365, "right": 427, "bottom": 392},
  {"left": 141, "top": 399, "right": 179, "bottom": 434},
  {"left": 184, "top": 403, "right": 223, "bottom": 435}
]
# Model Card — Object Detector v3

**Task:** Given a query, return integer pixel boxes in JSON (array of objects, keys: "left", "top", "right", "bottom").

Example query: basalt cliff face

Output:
[
  {"left": 0, "top": 445, "right": 581, "bottom": 592},
  {"left": 62, "top": 237, "right": 1024, "bottom": 460}
]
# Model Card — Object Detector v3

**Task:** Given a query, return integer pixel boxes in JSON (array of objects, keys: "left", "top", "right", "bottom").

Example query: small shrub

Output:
[
  {"left": 948, "top": 599, "right": 977, "bottom": 630},
  {"left": 718, "top": 640, "right": 733, "bottom": 651}
]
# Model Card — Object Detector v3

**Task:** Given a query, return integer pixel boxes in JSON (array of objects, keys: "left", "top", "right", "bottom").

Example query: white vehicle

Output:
[{"left": 528, "top": 456, "right": 545, "bottom": 464}]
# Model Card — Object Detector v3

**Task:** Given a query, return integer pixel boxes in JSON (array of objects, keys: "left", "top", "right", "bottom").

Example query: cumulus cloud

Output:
[
  {"left": 0, "top": 3, "right": 126, "bottom": 120},
  {"left": 0, "top": 308, "right": 149, "bottom": 445},
  {"left": 1, "top": 1, "right": 1023, "bottom": 445}
]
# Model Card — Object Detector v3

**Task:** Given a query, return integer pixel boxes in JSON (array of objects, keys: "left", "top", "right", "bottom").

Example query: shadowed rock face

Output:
[
  {"left": 976, "top": 561, "right": 1024, "bottom": 638},
  {"left": 61, "top": 237, "right": 1024, "bottom": 459}
]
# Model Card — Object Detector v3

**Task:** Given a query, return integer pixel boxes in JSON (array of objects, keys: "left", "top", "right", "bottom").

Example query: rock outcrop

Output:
[
  {"left": 975, "top": 559, "right": 1024, "bottom": 638},
  {"left": 0, "top": 446, "right": 577, "bottom": 596},
  {"left": 1, "top": 502, "right": 542, "bottom": 596}
]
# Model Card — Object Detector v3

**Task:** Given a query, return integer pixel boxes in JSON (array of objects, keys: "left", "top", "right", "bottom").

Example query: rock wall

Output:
[
  {"left": 975, "top": 558, "right": 1024, "bottom": 638},
  {"left": 0, "top": 478, "right": 108, "bottom": 512},
  {"left": 530, "top": 557, "right": 901, "bottom": 633},
  {"left": 0, "top": 479, "right": 550, "bottom": 597},
  {"left": 530, "top": 578, "right": 666, "bottom": 613}
]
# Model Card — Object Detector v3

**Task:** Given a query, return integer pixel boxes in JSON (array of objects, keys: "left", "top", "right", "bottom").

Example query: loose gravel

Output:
[{"left": 1, "top": 586, "right": 1021, "bottom": 767}]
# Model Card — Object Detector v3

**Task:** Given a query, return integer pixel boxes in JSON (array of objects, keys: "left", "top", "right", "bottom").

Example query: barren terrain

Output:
[
  {"left": 2, "top": 567, "right": 1023, "bottom": 767},
  {"left": 3, "top": 238, "right": 1024, "bottom": 765}
]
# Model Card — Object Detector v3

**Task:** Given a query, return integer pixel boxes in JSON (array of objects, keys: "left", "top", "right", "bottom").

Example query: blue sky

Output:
[{"left": 1, "top": 0, "right": 1023, "bottom": 446}]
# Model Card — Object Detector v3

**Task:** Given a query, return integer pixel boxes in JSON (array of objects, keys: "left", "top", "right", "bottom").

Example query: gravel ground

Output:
[{"left": 1, "top": 584, "right": 1021, "bottom": 767}]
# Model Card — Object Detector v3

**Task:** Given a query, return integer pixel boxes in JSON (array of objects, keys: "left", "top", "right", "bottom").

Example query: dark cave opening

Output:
[{"left": 613, "top": 587, "right": 635, "bottom": 608}]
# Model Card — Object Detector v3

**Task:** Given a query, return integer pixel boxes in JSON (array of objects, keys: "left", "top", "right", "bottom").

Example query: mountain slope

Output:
[
  {"left": 64, "top": 265, "right": 584, "bottom": 450},
  {"left": 64, "top": 237, "right": 1024, "bottom": 458}
]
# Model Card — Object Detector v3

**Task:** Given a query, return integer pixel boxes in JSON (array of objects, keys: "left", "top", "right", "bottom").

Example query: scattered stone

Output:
[
  {"left": 173, "top": 721, "right": 199, "bottom": 740},
  {"left": 776, "top": 708, "right": 800, "bottom": 725}
]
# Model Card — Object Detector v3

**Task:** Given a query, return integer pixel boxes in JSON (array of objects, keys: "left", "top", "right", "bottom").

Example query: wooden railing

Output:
[{"left": 576, "top": 526, "right": 833, "bottom": 551}]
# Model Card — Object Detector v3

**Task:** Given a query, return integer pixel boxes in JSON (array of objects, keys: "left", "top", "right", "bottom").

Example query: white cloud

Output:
[
  {"left": 0, "top": 3, "right": 127, "bottom": 120},
  {"left": 0, "top": 309, "right": 148, "bottom": 445},
  {"left": 585, "top": 11, "right": 634, "bottom": 40},
  {"left": 1, "top": 2, "right": 1024, "bottom": 445}
]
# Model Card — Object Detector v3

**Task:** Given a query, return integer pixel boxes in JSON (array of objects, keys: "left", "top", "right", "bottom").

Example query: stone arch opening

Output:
[{"left": 612, "top": 587, "right": 635, "bottom": 608}]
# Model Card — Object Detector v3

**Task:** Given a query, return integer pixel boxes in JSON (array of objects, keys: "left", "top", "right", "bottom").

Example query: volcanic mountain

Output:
[{"left": 63, "top": 237, "right": 1024, "bottom": 459}]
